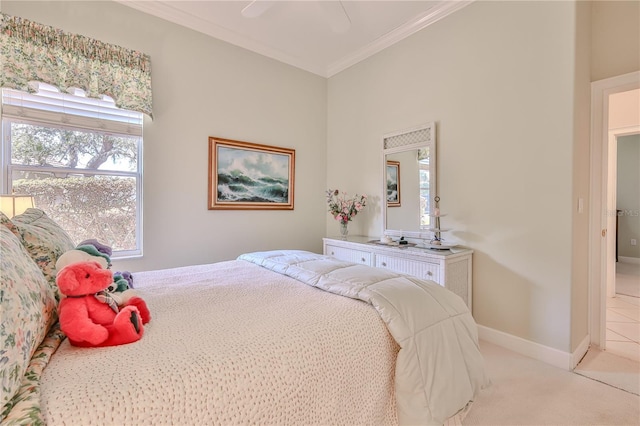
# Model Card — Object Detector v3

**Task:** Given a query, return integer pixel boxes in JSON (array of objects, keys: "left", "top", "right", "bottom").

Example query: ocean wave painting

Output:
[
  {"left": 217, "top": 173, "right": 288, "bottom": 203},
  {"left": 210, "top": 140, "right": 294, "bottom": 209}
]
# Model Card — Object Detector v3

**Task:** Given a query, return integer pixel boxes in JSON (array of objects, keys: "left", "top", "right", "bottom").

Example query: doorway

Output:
[
  {"left": 589, "top": 71, "right": 640, "bottom": 351},
  {"left": 577, "top": 73, "right": 640, "bottom": 396}
]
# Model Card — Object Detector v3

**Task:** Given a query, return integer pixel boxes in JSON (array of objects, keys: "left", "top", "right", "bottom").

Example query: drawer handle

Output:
[
  {"left": 331, "top": 251, "right": 335, "bottom": 256},
  {"left": 361, "top": 257, "right": 366, "bottom": 263},
  {"left": 427, "top": 271, "right": 432, "bottom": 276},
  {"left": 381, "top": 262, "right": 387, "bottom": 267}
]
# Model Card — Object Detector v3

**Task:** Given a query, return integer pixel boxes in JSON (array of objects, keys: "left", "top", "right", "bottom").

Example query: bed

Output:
[{"left": 1, "top": 209, "right": 489, "bottom": 426}]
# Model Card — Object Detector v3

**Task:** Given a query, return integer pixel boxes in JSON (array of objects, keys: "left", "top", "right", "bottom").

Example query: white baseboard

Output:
[
  {"left": 618, "top": 256, "right": 640, "bottom": 265},
  {"left": 478, "top": 325, "right": 590, "bottom": 371},
  {"left": 570, "top": 334, "right": 591, "bottom": 369}
]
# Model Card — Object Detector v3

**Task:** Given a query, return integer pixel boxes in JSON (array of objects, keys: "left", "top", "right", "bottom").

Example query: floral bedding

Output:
[
  {"left": 0, "top": 328, "right": 65, "bottom": 426},
  {"left": 9, "top": 208, "right": 75, "bottom": 300},
  {"left": 0, "top": 210, "right": 73, "bottom": 425}
]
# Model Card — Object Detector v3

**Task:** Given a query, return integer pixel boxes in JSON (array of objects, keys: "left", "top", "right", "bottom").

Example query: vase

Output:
[{"left": 339, "top": 221, "right": 349, "bottom": 239}]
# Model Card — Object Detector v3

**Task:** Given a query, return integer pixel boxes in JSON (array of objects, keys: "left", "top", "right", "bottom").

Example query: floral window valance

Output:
[{"left": 0, "top": 13, "right": 153, "bottom": 119}]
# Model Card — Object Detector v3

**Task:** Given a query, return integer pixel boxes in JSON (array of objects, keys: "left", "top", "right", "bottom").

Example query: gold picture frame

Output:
[
  {"left": 386, "top": 160, "right": 401, "bottom": 207},
  {"left": 208, "top": 137, "right": 295, "bottom": 210}
]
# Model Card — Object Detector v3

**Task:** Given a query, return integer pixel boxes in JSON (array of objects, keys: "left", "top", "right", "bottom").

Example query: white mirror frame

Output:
[{"left": 382, "top": 122, "right": 436, "bottom": 240}]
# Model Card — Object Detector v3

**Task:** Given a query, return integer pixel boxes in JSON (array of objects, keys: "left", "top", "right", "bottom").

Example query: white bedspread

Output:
[
  {"left": 40, "top": 260, "right": 399, "bottom": 425},
  {"left": 239, "top": 250, "right": 490, "bottom": 425}
]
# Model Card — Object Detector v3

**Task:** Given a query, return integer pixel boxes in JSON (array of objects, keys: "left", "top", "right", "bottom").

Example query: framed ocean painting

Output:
[{"left": 208, "top": 137, "right": 295, "bottom": 210}]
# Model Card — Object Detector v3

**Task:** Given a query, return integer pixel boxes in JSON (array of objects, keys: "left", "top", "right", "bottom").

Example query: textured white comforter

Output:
[
  {"left": 41, "top": 259, "right": 399, "bottom": 425},
  {"left": 239, "top": 250, "right": 490, "bottom": 425},
  {"left": 40, "top": 250, "right": 488, "bottom": 425}
]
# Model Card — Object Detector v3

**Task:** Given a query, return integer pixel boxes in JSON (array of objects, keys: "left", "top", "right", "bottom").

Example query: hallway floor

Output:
[{"left": 606, "top": 262, "right": 640, "bottom": 362}]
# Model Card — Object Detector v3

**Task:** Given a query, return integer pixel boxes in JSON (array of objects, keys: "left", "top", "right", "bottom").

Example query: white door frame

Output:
[{"left": 589, "top": 71, "right": 640, "bottom": 349}]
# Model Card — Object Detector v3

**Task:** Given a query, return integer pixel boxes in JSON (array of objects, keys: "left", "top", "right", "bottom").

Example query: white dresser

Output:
[{"left": 322, "top": 236, "right": 473, "bottom": 310}]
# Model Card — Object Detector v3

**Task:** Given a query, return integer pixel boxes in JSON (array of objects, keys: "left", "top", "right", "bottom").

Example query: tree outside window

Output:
[{"left": 2, "top": 84, "right": 143, "bottom": 256}]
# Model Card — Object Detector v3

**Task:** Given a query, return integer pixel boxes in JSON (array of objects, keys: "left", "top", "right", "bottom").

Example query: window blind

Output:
[{"left": 1, "top": 83, "right": 143, "bottom": 137}]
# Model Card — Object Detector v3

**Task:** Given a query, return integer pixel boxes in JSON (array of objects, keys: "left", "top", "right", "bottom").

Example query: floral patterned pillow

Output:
[
  {"left": 9, "top": 208, "right": 75, "bottom": 298},
  {"left": 0, "top": 211, "right": 18, "bottom": 234},
  {"left": 0, "top": 225, "right": 58, "bottom": 419}
]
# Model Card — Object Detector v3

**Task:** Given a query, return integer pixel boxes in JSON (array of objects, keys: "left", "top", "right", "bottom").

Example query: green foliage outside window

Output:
[
  {"left": 12, "top": 177, "right": 136, "bottom": 251},
  {"left": 7, "top": 120, "right": 140, "bottom": 253}
]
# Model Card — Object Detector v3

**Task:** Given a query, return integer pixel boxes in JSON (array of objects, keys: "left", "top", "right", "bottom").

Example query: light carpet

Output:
[
  {"left": 463, "top": 341, "right": 640, "bottom": 425},
  {"left": 574, "top": 348, "right": 640, "bottom": 396}
]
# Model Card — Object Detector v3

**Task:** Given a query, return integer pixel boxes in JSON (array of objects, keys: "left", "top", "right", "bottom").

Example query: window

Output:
[
  {"left": 419, "top": 148, "right": 431, "bottom": 229},
  {"left": 1, "top": 83, "right": 143, "bottom": 257}
]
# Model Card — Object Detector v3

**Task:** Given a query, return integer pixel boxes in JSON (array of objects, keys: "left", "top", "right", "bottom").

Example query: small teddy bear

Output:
[
  {"left": 57, "top": 261, "right": 149, "bottom": 347},
  {"left": 114, "top": 271, "right": 134, "bottom": 288},
  {"left": 106, "top": 271, "right": 140, "bottom": 306}
]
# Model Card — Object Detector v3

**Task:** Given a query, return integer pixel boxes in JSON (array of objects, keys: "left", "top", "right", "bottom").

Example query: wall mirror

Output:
[{"left": 382, "top": 122, "right": 436, "bottom": 239}]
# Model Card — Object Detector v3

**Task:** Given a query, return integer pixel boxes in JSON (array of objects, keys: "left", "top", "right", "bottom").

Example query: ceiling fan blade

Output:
[
  {"left": 319, "top": 1, "right": 351, "bottom": 33},
  {"left": 241, "top": 0, "right": 275, "bottom": 18}
]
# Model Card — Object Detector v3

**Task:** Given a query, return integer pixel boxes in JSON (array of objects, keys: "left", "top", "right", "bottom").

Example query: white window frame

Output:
[{"left": 1, "top": 83, "right": 143, "bottom": 258}]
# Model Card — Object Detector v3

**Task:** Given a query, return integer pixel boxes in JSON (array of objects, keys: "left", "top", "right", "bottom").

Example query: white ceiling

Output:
[{"left": 116, "top": 0, "right": 472, "bottom": 77}]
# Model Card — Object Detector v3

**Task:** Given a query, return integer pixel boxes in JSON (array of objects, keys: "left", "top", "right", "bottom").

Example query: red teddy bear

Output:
[{"left": 57, "top": 261, "right": 151, "bottom": 347}]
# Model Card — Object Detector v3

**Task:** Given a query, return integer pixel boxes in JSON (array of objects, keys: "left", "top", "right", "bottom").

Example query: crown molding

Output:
[
  {"left": 326, "top": 0, "right": 474, "bottom": 77},
  {"left": 116, "top": 0, "right": 473, "bottom": 79},
  {"left": 115, "top": 0, "right": 328, "bottom": 76}
]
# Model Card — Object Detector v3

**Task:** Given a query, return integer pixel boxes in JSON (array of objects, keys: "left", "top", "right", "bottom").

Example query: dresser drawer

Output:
[
  {"left": 325, "top": 244, "right": 372, "bottom": 266},
  {"left": 375, "top": 254, "right": 440, "bottom": 284}
]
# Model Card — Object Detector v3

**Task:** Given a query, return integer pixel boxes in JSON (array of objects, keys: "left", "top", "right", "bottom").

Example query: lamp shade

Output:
[{"left": 0, "top": 195, "right": 34, "bottom": 218}]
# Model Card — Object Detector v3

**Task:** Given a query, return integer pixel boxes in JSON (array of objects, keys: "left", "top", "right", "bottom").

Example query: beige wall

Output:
[
  {"left": 592, "top": 0, "right": 640, "bottom": 81},
  {"left": 327, "top": 0, "right": 636, "bottom": 355},
  {"left": 570, "top": 0, "right": 592, "bottom": 353},
  {"left": 610, "top": 89, "right": 640, "bottom": 129},
  {"left": 328, "top": 1, "right": 580, "bottom": 352},
  {"left": 2, "top": 1, "right": 328, "bottom": 272}
]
